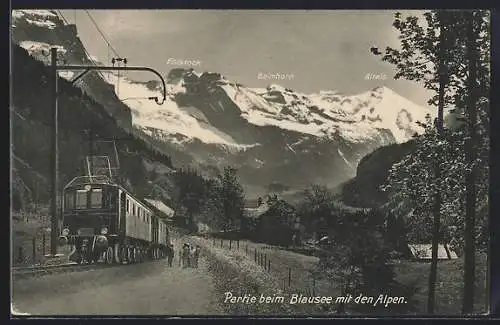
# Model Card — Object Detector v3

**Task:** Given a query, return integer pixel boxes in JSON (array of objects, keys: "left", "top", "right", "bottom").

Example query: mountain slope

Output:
[
  {"left": 340, "top": 140, "right": 417, "bottom": 208},
  {"left": 11, "top": 44, "right": 176, "bottom": 210}
]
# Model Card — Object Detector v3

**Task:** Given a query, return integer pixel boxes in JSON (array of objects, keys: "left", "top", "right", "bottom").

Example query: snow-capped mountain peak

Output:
[{"left": 108, "top": 68, "right": 433, "bottom": 147}]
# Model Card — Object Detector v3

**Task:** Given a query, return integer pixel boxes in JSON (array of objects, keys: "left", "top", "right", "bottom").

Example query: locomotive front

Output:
[{"left": 60, "top": 176, "right": 119, "bottom": 263}]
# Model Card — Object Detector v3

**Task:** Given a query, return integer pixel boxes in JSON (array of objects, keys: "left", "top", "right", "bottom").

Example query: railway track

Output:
[
  {"left": 12, "top": 255, "right": 169, "bottom": 279},
  {"left": 12, "top": 262, "right": 119, "bottom": 279}
]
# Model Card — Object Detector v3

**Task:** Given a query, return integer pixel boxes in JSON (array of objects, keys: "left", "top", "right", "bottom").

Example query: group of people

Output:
[
  {"left": 164, "top": 242, "right": 201, "bottom": 268},
  {"left": 180, "top": 243, "right": 201, "bottom": 268}
]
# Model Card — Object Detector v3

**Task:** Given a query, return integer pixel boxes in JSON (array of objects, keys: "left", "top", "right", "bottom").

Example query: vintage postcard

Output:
[{"left": 10, "top": 9, "right": 490, "bottom": 316}]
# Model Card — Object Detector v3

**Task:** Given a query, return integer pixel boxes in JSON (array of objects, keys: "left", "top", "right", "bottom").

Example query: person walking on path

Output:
[
  {"left": 166, "top": 243, "right": 174, "bottom": 267},
  {"left": 192, "top": 245, "right": 201, "bottom": 268},
  {"left": 181, "top": 243, "right": 190, "bottom": 268}
]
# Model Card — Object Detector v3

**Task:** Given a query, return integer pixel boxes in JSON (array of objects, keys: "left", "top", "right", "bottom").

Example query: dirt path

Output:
[{"left": 12, "top": 236, "right": 224, "bottom": 316}]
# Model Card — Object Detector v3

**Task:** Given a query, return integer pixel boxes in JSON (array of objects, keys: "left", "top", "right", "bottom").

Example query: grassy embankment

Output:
[
  {"left": 197, "top": 237, "right": 488, "bottom": 315},
  {"left": 186, "top": 235, "right": 332, "bottom": 316}
]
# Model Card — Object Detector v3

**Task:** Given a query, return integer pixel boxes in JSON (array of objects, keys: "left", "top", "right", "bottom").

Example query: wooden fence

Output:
[
  {"left": 12, "top": 212, "right": 51, "bottom": 267},
  {"left": 210, "top": 238, "right": 340, "bottom": 297}
]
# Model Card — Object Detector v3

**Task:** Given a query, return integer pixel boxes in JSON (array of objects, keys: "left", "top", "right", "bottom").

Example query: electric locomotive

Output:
[{"left": 59, "top": 175, "right": 170, "bottom": 265}]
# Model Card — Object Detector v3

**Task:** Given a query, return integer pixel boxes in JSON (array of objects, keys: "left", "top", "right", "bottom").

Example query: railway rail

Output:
[{"left": 12, "top": 262, "right": 119, "bottom": 279}]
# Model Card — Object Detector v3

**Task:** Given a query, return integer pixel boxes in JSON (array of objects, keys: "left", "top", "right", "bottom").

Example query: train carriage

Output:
[{"left": 60, "top": 175, "right": 170, "bottom": 265}]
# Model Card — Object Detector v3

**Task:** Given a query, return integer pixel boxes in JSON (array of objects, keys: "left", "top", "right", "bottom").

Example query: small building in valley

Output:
[{"left": 407, "top": 243, "right": 458, "bottom": 261}]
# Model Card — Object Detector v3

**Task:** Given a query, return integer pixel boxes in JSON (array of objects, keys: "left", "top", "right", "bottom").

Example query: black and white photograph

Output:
[{"left": 10, "top": 9, "right": 490, "bottom": 316}]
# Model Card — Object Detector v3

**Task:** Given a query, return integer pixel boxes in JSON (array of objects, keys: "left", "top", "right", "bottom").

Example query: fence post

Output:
[
  {"left": 264, "top": 254, "right": 267, "bottom": 268},
  {"left": 288, "top": 267, "right": 291, "bottom": 287},
  {"left": 229, "top": 240, "right": 232, "bottom": 250},
  {"left": 246, "top": 244, "right": 248, "bottom": 255},
  {"left": 42, "top": 232, "right": 46, "bottom": 257},
  {"left": 312, "top": 278, "right": 316, "bottom": 296},
  {"left": 213, "top": 238, "right": 215, "bottom": 246},
  {"left": 254, "top": 248, "right": 257, "bottom": 262},
  {"left": 17, "top": 247, "right": 24, "bottom": 264},
  {"left": 237, "top": 240, "right": 239, "bottom": 250},
  {"left": 267, "top": 259, "right": 270, "bottom": 272},
  {"left": 32, "top": 237, "right": 36, "bottom": 265},
  {"left": 220, "top": 239, "right": 223, "bottom": 248}
]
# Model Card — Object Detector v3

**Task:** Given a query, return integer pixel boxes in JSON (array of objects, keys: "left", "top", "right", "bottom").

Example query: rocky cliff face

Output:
[{"left": 11, "top": 10, "right": 132, "bottom": 127}]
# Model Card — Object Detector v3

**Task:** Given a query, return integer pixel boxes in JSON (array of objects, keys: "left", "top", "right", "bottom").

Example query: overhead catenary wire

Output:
[
  {"left": 107, "top": 44, "right": 110, "bottom": 78},
  {"left": 84, "top": 10, "right": 120, "bottom": 58},
  {"left": 83, "top": 9, "right": 129, "bottom": 92},
  {"left": 57, "top": 10, "right": 125, "bottom": 83}
]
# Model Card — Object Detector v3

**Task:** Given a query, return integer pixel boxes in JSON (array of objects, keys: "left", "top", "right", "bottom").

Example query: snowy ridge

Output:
[
  {"left": 12, "top": 10, "right": 58, "bottom": 29},
  {"left": 18, "top": 41, "right": 74, "bottom": 80},
  {"left": 19, "top": 40, "right": 66, "bottom": 56},
  {"left": 103, "top": 72, "right": 259, "bottom": 149},
  {"left": 102, "top": 67, "right": 433, "bottom": 147},
  {"left": 13, "top": 10, "right": 58, "bottom": 18},
  {"left": 219, "top": 79, "right": 432, "bottom": 144},
  {"left": 343, "top": 86, "right": 433, "bottom": 143}
]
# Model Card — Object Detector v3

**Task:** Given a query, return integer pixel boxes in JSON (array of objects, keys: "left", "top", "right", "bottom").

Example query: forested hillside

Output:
[{"left": 340, "top": 140, "right": 417, "bottom": 208}]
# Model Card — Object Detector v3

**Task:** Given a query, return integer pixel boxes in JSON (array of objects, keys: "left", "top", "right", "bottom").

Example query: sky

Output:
[{"left": 61, "top": 10, "right": 434, "bottom": 108}]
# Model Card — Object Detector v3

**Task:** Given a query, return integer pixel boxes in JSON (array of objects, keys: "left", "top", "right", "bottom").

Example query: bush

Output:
[{"left": 316, "top": 208, "right": 417, "bottom": 314}]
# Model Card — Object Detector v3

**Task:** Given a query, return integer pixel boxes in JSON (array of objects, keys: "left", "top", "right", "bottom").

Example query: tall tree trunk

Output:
[
  {"left": 428, "top": 11, "right": 447, "bottom": 314},
  {"left": 462, "top": 10, "right": 479, "bottom": 314},
  {"left": 427, "top": 12, "right": 447, "bottom": 314}
]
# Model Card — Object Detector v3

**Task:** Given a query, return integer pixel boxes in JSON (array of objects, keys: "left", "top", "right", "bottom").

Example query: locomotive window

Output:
[
  {"left": 133, "top": 204, "right": 136, "bottom": 216},
  {"left": 64, "top": 192, "right": 75, "bottom": 210},
  {"left": 76, "top": 190, "right": 87, "bottom": 209},
  {"left": 90, "top": 189, "right": 102, "bottom": 208},
  {"left": 126, "top": 199, "right": 130, "bottom": 213},
  {"left": 91, "top": 189, "right": 102, "bottom": 208}
]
